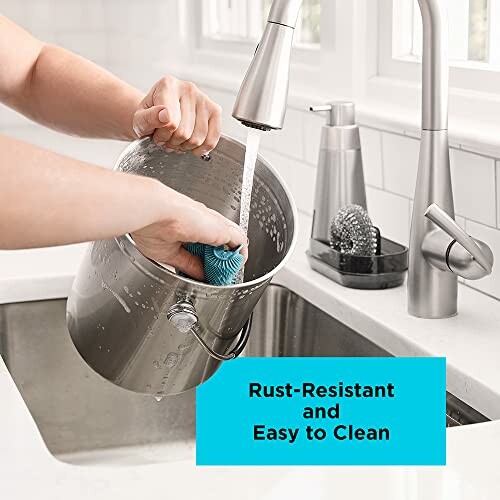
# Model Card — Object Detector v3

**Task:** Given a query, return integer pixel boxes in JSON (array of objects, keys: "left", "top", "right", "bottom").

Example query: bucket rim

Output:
[{"left": 112, "top": 134, "right": 298, "bottom": 290}]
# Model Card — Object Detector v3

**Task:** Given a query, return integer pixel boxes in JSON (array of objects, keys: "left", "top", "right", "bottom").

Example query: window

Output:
[
  {"left": 378, "top": 0, "right": 500, "bottom": 100},
  {"left": 394, "top": 0, "right": 499, "bottom": 68},
  {"left": 201, "top": 0, "right": 321, "bottom": 47}
]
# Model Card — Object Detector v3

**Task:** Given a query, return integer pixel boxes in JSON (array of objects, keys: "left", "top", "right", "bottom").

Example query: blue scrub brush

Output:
[{"left": 184, "top": 243, "right": 245, "bottom": 286}]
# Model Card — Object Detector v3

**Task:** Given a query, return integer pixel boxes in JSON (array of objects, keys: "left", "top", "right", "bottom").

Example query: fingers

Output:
[
  {"left": 133, "top": 105, "right": 172, "bottom": 138},
  {"left": 165, "top": 93, "right": 197, "bottom": 147},
  {"left": 177, "top": 106, "right": 209, "bottom": 153},
  {"left": 170, "top": 247, "right": 205, "bottom": 282},
  {"left": 203, "top": 210, "right": 248, "bottom": 263},
  {"left": 141, "top": 78, "right": 221, "bottom": 156},
  {"left": 149, "top": 78, "right": 182, "bottom": 144},
  {"left": 192, "top": 110, "right": 222, "bottom": 157}
]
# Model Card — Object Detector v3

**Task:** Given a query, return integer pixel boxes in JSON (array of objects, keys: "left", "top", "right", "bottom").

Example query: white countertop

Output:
[{"left": 2, "top": 205, "right": 500, "bottom": 497}]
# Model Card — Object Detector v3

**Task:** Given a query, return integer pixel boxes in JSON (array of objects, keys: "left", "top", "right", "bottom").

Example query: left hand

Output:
[{"left": 132, "top": 76, "right": 222, "bottom": 157}]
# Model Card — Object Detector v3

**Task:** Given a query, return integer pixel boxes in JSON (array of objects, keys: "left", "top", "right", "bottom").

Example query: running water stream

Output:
[
  {"left": 239, "top": 128, "right": 262, "bottom": 234},
  {"left": 237, "top": 128, "right": 262, "bottom": 283}
]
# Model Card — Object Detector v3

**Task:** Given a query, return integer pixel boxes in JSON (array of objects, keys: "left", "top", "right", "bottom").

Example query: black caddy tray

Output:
[{"left": 307, "top": 236, "right": 409, "bottom": 290}]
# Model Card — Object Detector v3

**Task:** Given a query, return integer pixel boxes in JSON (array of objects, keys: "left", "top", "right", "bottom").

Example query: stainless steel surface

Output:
[
  {"left": 245, "top": 285, "right": 389, "bottom": 358},
  {"left": 67, "top": 136, "right": 297, "bottom": 397},
  {"left": 310, "top": 101, "right": 356, "bottom": 127},
  {"left": 0, "top": 299, "right": 196, "bottom": 465},
  {"left": 268, "top": 0, "right": 302, "bottom": 27},
  {"left": 329, "top": 204, "right": 376, "bottom": 256},
  {"left": 408, "top": 133, "right": 494, "bottom": 317},
  {"left": 235, "top": 0, "right": 493, "bottom": 318},
  {"left": 232, "top": 15, "right": 297, "bottom": 130},
  {"left": 408, "top": 131, "right": 457, "bottom": 318},
  {"left": 0, "top": 286, "right": 486, "bottom": 464},
  {"left": 407, "top": 3, "right": 492, "bottom": 317},
  {"left": 446, "top": 393, "right": 489, "bottom": 428},
  {"left": 188, "top": 317, "right": 252, "bottom": 362},
  {"left": 425, "top": 204, "right": 494, "bottom": 276},
  {"left": 418, "top": 0, "right": 449, "bottom": 132},
  {"left": 310, "top": 102, "right": 367, "bottom": 244},
  {"left": 166, "top": 301, "right": 198, "bottom": 334}
]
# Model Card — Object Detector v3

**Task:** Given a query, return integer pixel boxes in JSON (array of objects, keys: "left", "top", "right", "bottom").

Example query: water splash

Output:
[
  {"left": 237, "top": 128, "right": 262, "bottom": 283},
  {"left": 239, "top": 128, "right": 262, "bottom": 235},
  {"left": 101, "top": 280, "right": 131, "bottom": 313}
]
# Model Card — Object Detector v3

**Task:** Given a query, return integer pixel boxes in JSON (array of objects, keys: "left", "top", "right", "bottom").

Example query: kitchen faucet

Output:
[{"left": 233, "top": 0, "right": 494, "bottom": 319}]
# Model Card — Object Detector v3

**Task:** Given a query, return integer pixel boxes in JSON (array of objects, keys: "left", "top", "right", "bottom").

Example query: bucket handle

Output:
[{"left": 189, "top": 314, "right": 253, "bottom": 362}]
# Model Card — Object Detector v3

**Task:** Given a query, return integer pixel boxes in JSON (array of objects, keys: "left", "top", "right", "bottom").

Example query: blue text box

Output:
[{"left": 196, "top": 357, "right": 446, "bottom": 466}]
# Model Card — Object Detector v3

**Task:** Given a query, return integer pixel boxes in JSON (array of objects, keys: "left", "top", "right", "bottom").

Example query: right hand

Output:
[
  {"left": 132, "top": 76, "right": 222, "bottom": 158},
  {"left": 132, "top": 185, "right": 248, "bottom": 282}
]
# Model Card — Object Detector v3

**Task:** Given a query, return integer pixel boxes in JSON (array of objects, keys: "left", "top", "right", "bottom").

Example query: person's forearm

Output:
[
  {"left": 11, "top": 44, "right": 143, "bottom": 141},
  {"left": 0, "top": 135, "right": 174, "bottom": 249}
]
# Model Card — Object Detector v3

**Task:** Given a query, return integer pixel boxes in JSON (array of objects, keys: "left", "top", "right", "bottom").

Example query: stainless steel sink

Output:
[{"left": 0, "top": 285, "right": 487, "bottom": 465}]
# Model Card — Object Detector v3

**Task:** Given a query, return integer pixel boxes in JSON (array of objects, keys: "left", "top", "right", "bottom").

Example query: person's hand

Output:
[
  {"left": 132, "top": 76, "right": 222, "bottom": 158},
  {"left": 131, "top": 184, "right": 248, "bottom": 282}
]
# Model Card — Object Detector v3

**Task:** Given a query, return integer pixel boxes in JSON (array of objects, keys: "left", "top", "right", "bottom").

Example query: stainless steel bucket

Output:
[{"left": 67, "top": 136, "right": 297, "bottom": 396}]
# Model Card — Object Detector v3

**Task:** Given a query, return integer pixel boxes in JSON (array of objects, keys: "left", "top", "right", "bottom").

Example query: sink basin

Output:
[{"left": 0, "top": 285, "right": 487, "bottom": 465}]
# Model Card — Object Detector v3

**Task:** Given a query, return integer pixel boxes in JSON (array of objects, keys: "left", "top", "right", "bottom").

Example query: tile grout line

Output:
[
  {"left": 495, "top": 161, "right": 499, "bottom": 229},
  {"left": 379, "top": 131, "right": 386, "bottom": 190},
  {"left": 463, "top": 282, "right": 500, "bottom": 303}
]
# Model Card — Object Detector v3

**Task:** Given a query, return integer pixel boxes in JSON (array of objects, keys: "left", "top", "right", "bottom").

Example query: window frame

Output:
[
  {"left": 189, "top": 0, "right": 340, "bottom": 94},
  {"left": 376, "top": 0, "right": 500, "bottom": 102}
]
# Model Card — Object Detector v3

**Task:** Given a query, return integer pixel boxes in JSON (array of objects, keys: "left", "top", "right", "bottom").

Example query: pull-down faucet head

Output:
[{"left": 232, "top": 0, "right": 302, "bottom": 131}]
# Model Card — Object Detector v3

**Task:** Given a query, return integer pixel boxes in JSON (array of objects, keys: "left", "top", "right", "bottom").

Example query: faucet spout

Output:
[{"left": 418, "top": 0, "right": 449, "bottom": 131}]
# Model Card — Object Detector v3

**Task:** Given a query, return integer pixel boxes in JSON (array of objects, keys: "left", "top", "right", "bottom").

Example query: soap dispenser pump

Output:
[{"left": 310, "top": 101, "right": 367, "bottom": 244}]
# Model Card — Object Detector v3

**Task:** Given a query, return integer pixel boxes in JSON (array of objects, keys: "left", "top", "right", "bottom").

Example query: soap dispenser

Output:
[{"left": 310, "top": 101, "right": 367, "bottom": 244}]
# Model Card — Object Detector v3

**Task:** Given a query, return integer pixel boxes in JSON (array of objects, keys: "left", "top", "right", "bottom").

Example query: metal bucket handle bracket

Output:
[
  {"left": 190, "top": 315, "right": 253, "bottom": 362},
  {"left": 167, "top": 300, "right": 252, "bottom": 362}
]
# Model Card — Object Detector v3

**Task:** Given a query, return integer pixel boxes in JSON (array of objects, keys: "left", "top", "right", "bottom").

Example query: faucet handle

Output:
[{"left": 425, "top": 204, "right": 493, "bottom": 275}]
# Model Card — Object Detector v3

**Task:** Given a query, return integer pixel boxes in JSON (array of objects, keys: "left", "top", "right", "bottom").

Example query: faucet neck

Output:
[
  {"left": 268, "top": 0, "right": 302, "bottom": 28},
  {"left": 418, "top": 0, "right": 449, "bottom": 131}
]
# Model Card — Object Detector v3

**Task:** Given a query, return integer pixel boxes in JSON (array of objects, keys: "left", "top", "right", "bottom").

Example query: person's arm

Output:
[
  {"left": 0, "top": 135, "right": 247, "bottom": 281},
  {"left": 0, "top": 16, "right": 221, "bottom": 156}
]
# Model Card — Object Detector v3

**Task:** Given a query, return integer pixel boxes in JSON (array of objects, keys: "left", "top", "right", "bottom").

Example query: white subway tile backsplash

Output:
[
  {"left": 261, "top": 150, "right": 315, "bottom": 216},
  {"left": 293, "top": 163, "right": 317, "bottom": 217},
  {"left": 360, "top": 127, "right": 383, "bottom": 189},
  {"left": 260, "top": 109, "right": 304, "bottom": 163},
  {"left": 465, "top": 221, "right": 500, "bottom": 299},
  {"left": 366, "top": 187, "right": 410, "bottom": 246},
  {"left": 104, "top": 0, "right": 165, "bottom": 36},
  {"left": 450, "top": 149, "right": 496, "bottom": 227},
  {"left": 52, "top": 0, "right": 105, "bottom": 32},
  {"left": 303, "top": 112, "right": 324, "bottom": 166},
  {"left": 382, "top": 132, "right": 420, "bottom": 198},
  {"left": 107, "top": 34, "right": 163, "bottom": 67},
  {"left": 497, "top": 161, "right": 500, "bottom": 229}
]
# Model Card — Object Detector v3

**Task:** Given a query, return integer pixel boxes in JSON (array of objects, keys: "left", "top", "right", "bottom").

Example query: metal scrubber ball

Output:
[{"left": 330, "top": 205, "right": 378, "bottom": 256}]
